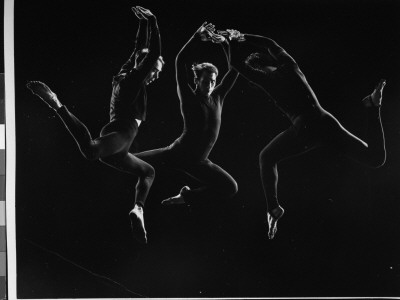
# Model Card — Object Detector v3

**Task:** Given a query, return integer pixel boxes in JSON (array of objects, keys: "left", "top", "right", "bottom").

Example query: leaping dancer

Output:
[
  {"left": 210, "top": 28, "right": 386, "bottom": 239},
  {"left": 26, "top": 6, "right": 164, "bottom": 244},
  {"left": 134, "top": 22, "right": 239, "bottom": 207}
]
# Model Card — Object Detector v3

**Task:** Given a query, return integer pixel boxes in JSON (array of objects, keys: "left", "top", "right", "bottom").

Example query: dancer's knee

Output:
[
  {"left": 224, "top": 178, "right": 238, "bottom": 199},
  {"left": 230, "top": 180, "right": 239, "bottom": 197},
  {"left": 136, "top": 164, "right": 155, "bottom": 187},
  {"left": 143, "top": 164, "right": 155, "bottom": 181},
  {"left": 368, "top": 155, "right": 386, "bottom": 169},
  {"left": 136, "top": 166, "right": 155, "bottom": 191}
]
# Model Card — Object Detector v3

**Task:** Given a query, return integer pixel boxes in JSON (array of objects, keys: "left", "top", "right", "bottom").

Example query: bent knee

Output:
[
  {"left": 224, "top": 179, "right": 238, "bottom": 199},
  {"left": 369, "top": 157, "right": 386, "bottom": 169},
  {"left": 231, "top": 180, "right": 239, "bottom": 197},
  {"left": 137, "top": 165, "right": 155, "bottom": 189},
  {"left": 134, "top": 161, "right": 156, "bottom": 182},
  {"left": 142, "top": 164, "right": 155, "bottom": 180}
]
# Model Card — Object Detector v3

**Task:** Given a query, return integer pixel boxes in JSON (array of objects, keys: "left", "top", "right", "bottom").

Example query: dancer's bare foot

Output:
[
  {"left": 129, "top": 204, "right": 147, "bottom": 244},
  {"left": 362, "top": 79, "right": 386, "bottom": 107},
  {"left": 161, "top": 186, "right": 190, "bottom": 205},
  {"left": 267, "top": 205, "right": 284, "bottom": 240},
  {"left": 26, "top": 81, "right": 62, "bottom": 110}
]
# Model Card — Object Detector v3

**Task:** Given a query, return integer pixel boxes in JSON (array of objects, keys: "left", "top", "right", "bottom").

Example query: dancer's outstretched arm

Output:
[
  {"left": 119, "top": 7, "right": 149, "bottom": 74},
  {"left": 175, "top": 22, "right": 215, "bottom": 100},
  {"left": 212, "top": 29, "right": 290, "bottom": 95},
  {"left": 132, "top": 6, "right": 161, "bottom": 83},
  {"left": 132, "top": 6, "right": 149, "bottom": 51},
  {"left": 242, "top": 34, "right": 295, "bottom": 64},
  {"left": 219, "top": 29, "right": 296, "bottom": 66},
  {"left": 212, "top": 38, "right": 239, "bottom": 102}
]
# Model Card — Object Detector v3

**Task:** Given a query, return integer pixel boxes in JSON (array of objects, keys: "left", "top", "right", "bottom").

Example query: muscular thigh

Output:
[
  {"left": 183, "top": 159, "right": 236, "bottom": 187},
  {"left": 101, "top": 152, "right": 153, "bottom": 177},
  {"left": 261, "top": 125, "right": 317, "bottom": 164},
  {"left": 135, "top": 148, "right": 171, "bottom": 166},
  {"left": 96, "top": 119, "right": 138, "bottom": 156},
  {"left": 135, "top": 141, "right": 196, "bottom": 167},
  {"left": 317, "top": 112, "right": 367, "bottom": 155}
]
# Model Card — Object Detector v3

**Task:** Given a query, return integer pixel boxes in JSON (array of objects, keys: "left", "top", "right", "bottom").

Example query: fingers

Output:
[
  {"left": 198, "top": 22, "right": 221, "bottom": 43},
  {"left": 217, "top": 30, "right": 229, "bottom": 36},
  {"left": 131, "top": 7, "right": 144, "bottom": 19},
  {"left": 204, "top": 23, "right": 215, "bottom": 32},
  {"left": 134, "top": 6, "right": 157, "bottom": 21},
  {"left": 198, "top": 22, "right": 215, "bottom": 32},
  {"left": 205, "top": 30, "right": 226, "bottom": 43},
  {"left": 136, "top": 6, "right": 153, "bottom": 17},
  {"left": 197, "top": 21, "right": 209, "bottom": 33}
]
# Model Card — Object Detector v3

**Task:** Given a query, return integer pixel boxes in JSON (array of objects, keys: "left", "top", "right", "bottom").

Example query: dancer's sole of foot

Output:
[
  {"left": 26, "top": 81, "right": 62, "bottom": 110},
  {"left": 267, "top": 206, "right": 284, "bottom": 240},
  {"left": 129, "top": 208, "right": 147, "bottom": 244},
  {"left": 161, "top": 186, "right": 190, "bottom": 205},
  {"left": 362, "top": 79, "right": 386, "bottom": 107}
]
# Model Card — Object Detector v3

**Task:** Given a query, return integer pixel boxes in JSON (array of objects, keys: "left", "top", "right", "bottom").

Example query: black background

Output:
[{"left": 14, "top": 0, "right": 400, "bottom": 298}]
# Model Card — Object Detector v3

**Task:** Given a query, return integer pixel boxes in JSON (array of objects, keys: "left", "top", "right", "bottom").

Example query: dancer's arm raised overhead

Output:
[
  {"left": 132, "top": 6, "right": 149, "bottom": 52},
  {"left": 175, "top": 22, "right": 215, "bottom": 100},
  {"left": 221, "top": 29, "right": 296, "bottom": 65},
  {"left": 208, "top": 33, "right": 239, "bottom": 102},
  {"left": 242, "top": 34, "right": 295, "bottom": 65},
  {"left": 211, "top": 29, "right": 293, "bottom": 94},
  {"left": 119, "top": 6, "right": 149, "bottom": 74},
  {"left": 131, "top": 6, "right": 162, "bottom": 83}
]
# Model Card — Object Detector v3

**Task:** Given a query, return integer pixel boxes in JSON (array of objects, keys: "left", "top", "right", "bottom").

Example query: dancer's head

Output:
[
  {"left": 245, "top": 52, "right": 275, "bottom": 73},
  {"left": 192, "top": 62, "right": 219, "bottom": 97},
  {"left": 134, "top": 49, "right": 164, "bottom": 85},
  {"left": 145, "top": 56, "right": 165, "bottom": 85}
]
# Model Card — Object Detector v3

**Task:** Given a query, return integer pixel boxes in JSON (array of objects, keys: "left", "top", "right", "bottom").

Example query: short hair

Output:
[{"left": 191, "top": 62, "right": 219, "bottom": 79}]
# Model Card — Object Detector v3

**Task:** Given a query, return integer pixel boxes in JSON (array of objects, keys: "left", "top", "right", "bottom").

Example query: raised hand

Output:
[
  {"left": 217, "top": 29, "right": 245, "bottom": 42},
  {"left": 196, "top": 22, "right": 215, "bottom": 33},
  {"left": 206, "top": 30, "right": 226, "bottom": 43},
  {"left": 196, "top": 22, "right": 216, "bottom": 41},
  {"left": 131, "top": 7, "right": 145, "bottom": 19},
  {"left": 135, "top": 6, "right": 156, "bottom": 20}
]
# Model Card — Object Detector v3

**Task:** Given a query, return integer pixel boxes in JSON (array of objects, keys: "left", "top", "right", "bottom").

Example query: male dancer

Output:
[
  {"left": 214, "top": 29, "right": 386, "bottom": 239},
  {"left": 26, "top": 6, "right": 163, "bottom": 244},
  {"left": 135, "top": 23, "right": 239, "bottom": 208}
]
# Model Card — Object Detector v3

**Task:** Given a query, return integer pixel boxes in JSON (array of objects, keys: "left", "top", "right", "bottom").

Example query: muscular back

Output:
[{"left": 230, "top": 35, "right": 322, "bottom": 121}]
